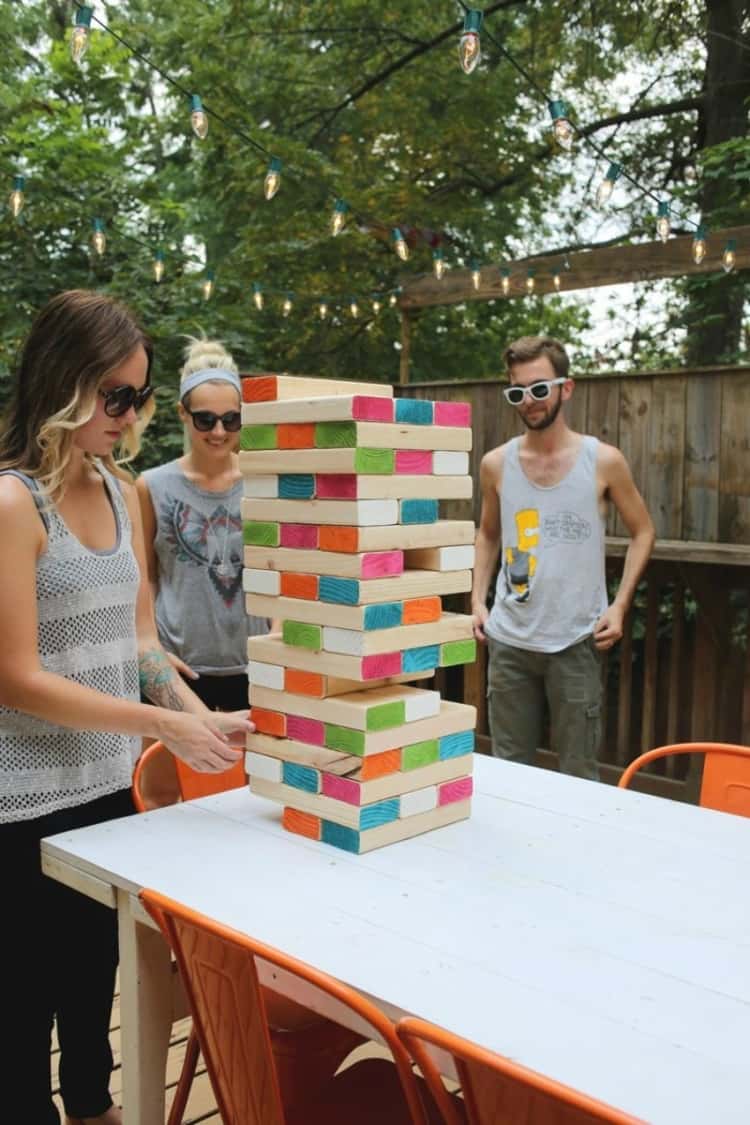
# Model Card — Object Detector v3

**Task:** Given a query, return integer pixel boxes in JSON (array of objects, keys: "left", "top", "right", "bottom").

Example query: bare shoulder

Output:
[
  {"left": 595, "top": 440, "right": 631, "bottom": 481},
  {"left": 0, "top": 474, "right": 45, "bottom": 549},
  {"left": 480, "top": 441, "right": 509, "bottom": 484}
]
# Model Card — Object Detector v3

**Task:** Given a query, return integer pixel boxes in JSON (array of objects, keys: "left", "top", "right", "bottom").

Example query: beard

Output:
[{"left": 520, "top": 392, "right": 563, "bottom": 431}]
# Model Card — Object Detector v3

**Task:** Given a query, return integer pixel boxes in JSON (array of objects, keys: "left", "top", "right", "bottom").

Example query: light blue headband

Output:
[{"left": 180, "top": 368, "right": 241, "bottom": 400}]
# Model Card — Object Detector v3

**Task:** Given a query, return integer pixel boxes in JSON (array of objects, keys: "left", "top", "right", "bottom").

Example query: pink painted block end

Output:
[
  {"left": 438, "top": 776, "right": 474, "bottom": 806},
  {"left": 286, "top": 714, "right": 326, "bottom": 746},
  {"left": 321, "top": 773, "right": 361, "bottom": 806},
  {"left": 435, "top": 401, "right": 471, "bottom": 427},
  {"left": 280, "top": 523, "right": 319, "bottom": 549},
  {"left": 362, "top": 651, "right": 402, "bottom": 679},
  {"left": 352, "top": 395, "right": 394, "bottom": 422},
  {"left": 395, "top": 450, "right": 433, "bottom": 474},
  {"left": 316, "top": 474, "right": 357, "bottom": 500},
  {"left": 361, "top": 550, "right": 404, "bottom": 579}
]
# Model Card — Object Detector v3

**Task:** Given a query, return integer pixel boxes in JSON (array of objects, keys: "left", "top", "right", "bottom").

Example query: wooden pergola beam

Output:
[{"left": 399, "top": 224, "right": 750, "bottom": 310}]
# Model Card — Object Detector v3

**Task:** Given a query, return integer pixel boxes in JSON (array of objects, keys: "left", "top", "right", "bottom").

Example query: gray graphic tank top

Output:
[
  {"left": 485, "top": 435, "right": 608, "bottom": 653},
  {"left": 0, "top": 464, "right": 141, "bottom": 823},
  {"left": 141, "top": 461, "right": 267, "bottom": 675}
]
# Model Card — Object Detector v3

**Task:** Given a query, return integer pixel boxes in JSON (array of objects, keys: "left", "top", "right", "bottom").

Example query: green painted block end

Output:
[
  {"left": 315, "top": 421, "right": 357, "bottom": 448},
  {"left": 354, "top": 448, "right": 395, "bottom": 474},
  {"left": 282, "top": 620, "right": 322, "bottom": 650},
  {"left": 440, "top": 638, "right": 477, "bottom": 667},
  {"left": 365, "top": 701, "right": 406, "bottom": 732},
  {"left": 243, "top": 521, "right": 279, "bottom": 547},
  {"left": 402, "top": 739, "right": 439, "bottom": 770},
  {"left": 324, "top": 723, "right": 366, "bottom": 756},
  {"left": 241, "top": 424, "right": 277, "bottom": 450}
]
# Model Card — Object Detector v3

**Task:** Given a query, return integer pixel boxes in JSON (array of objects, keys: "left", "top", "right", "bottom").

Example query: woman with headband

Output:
[{"left": 136, "top": 337, "right": 269, "bottom": 713}]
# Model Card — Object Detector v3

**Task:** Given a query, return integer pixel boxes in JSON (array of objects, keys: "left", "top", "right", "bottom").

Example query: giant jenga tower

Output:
[{"left": 240, "top": 374, "right": 477, "bottom": 854}]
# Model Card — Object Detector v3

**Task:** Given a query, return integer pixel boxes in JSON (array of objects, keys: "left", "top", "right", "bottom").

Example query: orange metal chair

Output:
[
  {"left": 397, "top": 1017, "right": 645, "bottom": 1125},
  {"left": 617, "top": 742, "right": 750, "bottom": 818},
  {"left": 132, "top": 742, "right": 364, "bottom": 1123},
  {"left": 141, "top": 889, "right": 433, "bottom": 1125}
]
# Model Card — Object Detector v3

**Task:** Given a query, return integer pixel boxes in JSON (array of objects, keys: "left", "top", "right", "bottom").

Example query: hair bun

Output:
[{"left": 180, "top": 335, "right": 238, "bottom": 382}]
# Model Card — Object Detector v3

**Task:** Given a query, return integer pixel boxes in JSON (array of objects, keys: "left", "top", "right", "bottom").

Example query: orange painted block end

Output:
[
  {"left": 359, "top": 748, "right": 401, "bottom": 780},
  {"left": 319, "top": 525, "right": 359, "bottom": 553},
  {"left": 283, "top": 807, "right": 321, "bottom": 840},
  {"left": 402, "top": 596, "right": 442, "bottom": 625},
  {"left": 284, "top": 668, "right": 325, "bottom": 697},
  {"left": 278, "top": 422, "right": 315, "bottom": 449},
  {"left": 280, "top": 572, "right": 320, "bottom": 600},
  {"left": 242, "top": 375, "right": 277, "bottom": 402},
  {"left": 250, "top": 707, "right": 286, "bottom": 738}
]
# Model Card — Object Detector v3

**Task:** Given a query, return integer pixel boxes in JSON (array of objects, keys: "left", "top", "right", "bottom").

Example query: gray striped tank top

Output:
[
  {"left": 485, "top": 435, "right": 608, "bottom": 654},
  {"left": 0, "top": 464, "right": 141, "bottom": 823}
]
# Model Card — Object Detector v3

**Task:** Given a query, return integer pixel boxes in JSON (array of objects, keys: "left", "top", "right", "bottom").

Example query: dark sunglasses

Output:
[
  {"left": 186, "top": 409, "right": 242, "bottom": 433},
  {"left": 100, "top": 383, "right": 154, "bottom": 418},
  {"left": 503, "top": 377, "right": 566, "bottom": 406}
]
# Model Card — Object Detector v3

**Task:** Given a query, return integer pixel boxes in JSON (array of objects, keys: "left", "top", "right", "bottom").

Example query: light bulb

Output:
[
  {"left": 202, "top": 272, "right": 214, "bottom": 301},
  {"left": 264, "top": 158, "right": 281, "bottom": 201},
  {"left": 253, "top": 283, "right": 264, "bottom": 311},
  {"left": 91, "top": 218, "right": 106, "bottom": 256},
  {"left": 190, "top": 94, "right": 208, "bottom": 140},
  {"left": 282, "top": 293, "right": 293, "bottom": 316},
  {"left": 470, "top": 261, "right": 481, "bottom": 291},
  {"left": 350, "top": 298, "right": 359, "bottom": 318},
  {"left": 153, "top": 250, "right": 165, "bottom": 283},
  {"left": 692, "top": 224, "right": 707, "bottom": 265},
  {"left": 458, "top": 9, "right": 482, "bottom": 74},
  {"left": 433, "top": 249, "right": 445, "bottom": 280},
  {"left": 526, "top": 270, "right": 535, "bottom": 295},
  {"left": 331, "top": 199, "right": 348, "bottom": 236},
  {"left": 596, "top": 162, "right": 621, "bottom": 208},
  {"left": 552, "top": 270, "right": 561, "bottom": 292},
  {"left": 656, "top": 201, "right": 671, "bottom": 243},
  {"left": 548, "top": 99, "right": 574, "bottom": 151},
  {"left": 319, "top": 301, "right": 328, "bottom": 320},
  {"left": 722, "top": 239, "right": 737, "bottom": 273},
  {"left": 500, "top": 268, "right": 510, "bottom": 296},
  {"left": 372, "top": 299, "right": 381, "bottom": 315},
  {"left": 71, "top": 5, "right": 93, "bottom": 64},
  {"left": 9, "top": 175, "right": 25, "bottom": 218},
  {"left": 389, "top": 291, "right": 399, "bottom": 307},
  {"left": 391, "top": 228, "right": 409, "bottom": 261}
]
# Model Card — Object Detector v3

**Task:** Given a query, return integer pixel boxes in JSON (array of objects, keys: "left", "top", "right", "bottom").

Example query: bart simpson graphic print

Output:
[{"left": 504, "top": 508, "right": 539, "bottom": 602}]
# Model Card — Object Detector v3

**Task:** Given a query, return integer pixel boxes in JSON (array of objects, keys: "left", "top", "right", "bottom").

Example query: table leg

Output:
[{"left": 117, "top": 889, "right": 173, "bottom": 1125}]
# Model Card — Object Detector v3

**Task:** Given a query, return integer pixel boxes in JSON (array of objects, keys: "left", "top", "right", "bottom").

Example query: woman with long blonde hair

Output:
[{"left": 0, "top": 290, "right": 251, "bottom": 1125}]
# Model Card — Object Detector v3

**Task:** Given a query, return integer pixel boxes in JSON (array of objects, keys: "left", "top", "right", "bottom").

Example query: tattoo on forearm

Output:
[{"left": 139, "top": 649, "right": 185, "bottom": 710}]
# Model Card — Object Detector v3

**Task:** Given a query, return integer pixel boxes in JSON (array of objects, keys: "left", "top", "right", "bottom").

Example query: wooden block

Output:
[
  {"left": 251, "top": 776, "right": 401, "bottom": 831},
  {"left": 279, "top": 572, "right": 319, "bottom": 600},
  {"left": 313, "top": 474, "right": 471, "bottom": 501},
  {"left": 354, "top": 422, "right": 471, "bottom": 451},
  {"left": 440, "top": 638, "right": 477, "bottom": 667},
  {"left": 250, "top": 707, "right": 286, "bottom": 737},
  {"left": 248, "top": 684, "right": 440, "bottom": 733},
  {"left": 246, "top": 736, "right": 364, "bottom": 773},
  {"left": 240, "top": 447, "right": 395, "bottom": 475},
  {"left": 317, "top": 520, "right": 475, "bottom": 553},
  {"left": 404, "top": 545, "right": 475, "bottom": 572},
  {"left": 241, "top": 394, "right": 395, "bottom": 426},
  {"left": 317, "top": 569, "right": 471, "bottom": 605},
  {"left": 399, "top": 785, "right": 438, "bottom": 817},
  {"left": 395, "top": 398, "right": 433, "bottom": 425},
  {"left": 402, "top": 739, "right": 439, "bottom": 770},
  {"left": 315, "top": 474, "right": 356, "bottom": 499},
  {"left": 286, "top": 714, "right": 325, "bottom": 746},
  {"left": 243, "top": 545, "right": 404, "bottom": 579},
  {"left": 243, "top": 569, "right": 281, "bottom": 596},
  {"left": 246, "top": 593, "right": 403, "bottom": 631},
  {"left": 282, "top": 620, "right": 322, "bottom": 650},
  {"left": 241, "top": 374, "right": 393, "bottom": 403},
  {"left": 247, "top": 660, "right": 284, "bottom": 690},
  {"left": 243, "top": 475, "right": 279, "bottom": 498},
  {"left": 395, "top": 450, "right": 432, "bottom": 474},
  {"left": 243, "top": 498, "right": 399, "bottom": 527},
  {"left": 318, "top": 526, "right": 359, "bottom": 553},
  {"left": 315, "top": 799, "right": 471, "bottom": 853},
  {"left": 245, "top": 752, "right": 283, "bottom": 783},
  {"left": 439, "top": 776, "right": 474, "bottom": 805},
  {"left": 320, "top": 755, "right": 472, "bottom": 808},
  {"left": 400, "top": 499, "right": 438, "bottom": 525},
  {"left": 248, "top": 633, "right": 408, "bottom": 682},
  {"left": 278, "top": 474, "right": 315, "bottom": 500},
  {"left": 321, "top": 614, "right": 474, "bottom": 659},
  {"left": 279, "top": 523, "right": 318, "bottom": 548},
  {"left": 241, "top": 424, "right": 276, "bottom": 450},
  {"left": 282, "top": 806, "right": 321, "bottom": 840},
  {"left": 435, "top": 401, "right": 471, "bottom": 427},
  {"left": 402, "top": 597, "right": 441, "bottom": 625},
  {"left": 278, "top": 422, "right": 315, "bottom": 449},
  {"left": 361, "top": 749, "right": 401, "bottom": 779},
  {"left": 439, "top": 729, "right": 475, "bottom": 758},
  {"left": 433, "top": 451, "right": 469, "bottom": 475},
  {"left": 243, "top": 521, "right": 279, "bottom": 547},
  {"left": 284, "top": 667, "right": 406, "bottom": 699},
  {"left": 282, "top": 761, "right": 321, "bottom": 793}
]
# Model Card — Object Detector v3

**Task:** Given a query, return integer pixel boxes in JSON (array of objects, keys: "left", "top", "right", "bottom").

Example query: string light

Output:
[
  {"left": 153, "top": 249, "right": 165, "bottom": 283},
  {"left": 458, "top": 9, "right": 483, "bottom": 75},
  {"left": 552, "top": 269, "right": 561, "bottom": 292},
  {"left": 722, "top": 238, "right": 737, "bottom": 273},
  {"left": 350, "top": 297, "right": 359, "bottom": 318},
  {"left": 91, "top": 218, "right": 106, "bottom": 256},
  {"left": 282, "top": 292, "right": 293, "bottom": 316},
  {"left": 372, "top": 298, "right": 381, "bottom": 315},
  {"left": 548, "top": 99, "right": 574, "bottom": 151},
  {"left": 264, "top": 157, "right": 281, "bottom": 201},
  {"left": 596, "top": 162, "right": 622, "bottom": 208},
  {"left": 500, "top": 267, "right": 511, "bottom": 296},
  {"left": 189, "top": 94, "right": 208, "bottom": 139},
  {"left": 656, "top": 201, "right": 671, "bottom": 243},
  {"left": 319, "top": 300, "right": 328, "bottom": 319},
  {"left": 391, "top": 227, "right": 409, "bottom": 261},
  {"left": 202, "top": 270, "right": 214, "bottom": 301},
  {"left": 692, "top": 224, "right": 707, "bottom": 265},
  {"left": 433, "top": 249, "right": 445, "bottom": 280},
  {"left": 331, "top": 199, "right": 348, "bottom": 236},
  {"left": 389, "top": 286, "right": 402, "bottom": 307},
  {"left": 8, "top": 175, "right": 25, "bottom": 219},
  {"left": 71, "top": 5, "right": 93, "bottom": 64},
  {"left": 525, "top": 268, "right": 536, "bottom": 295},
  {"left": 470, "top": 259, "right": 481, "bottom": 291},
  {"left": 253, "top": 282, "right": 264, "bottom": 311}
]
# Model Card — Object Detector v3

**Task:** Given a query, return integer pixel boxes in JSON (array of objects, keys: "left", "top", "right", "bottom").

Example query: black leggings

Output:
[
  {"left": 0, "top": 788, "right": 135, "bottom": 1124},
  {"left": 181, "top": 671, "right": 249, "bottom": 712}
]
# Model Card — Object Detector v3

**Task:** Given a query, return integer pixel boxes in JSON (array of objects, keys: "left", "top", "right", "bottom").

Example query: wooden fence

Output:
[{"left": 397, "top": 367, "right": 750, "bottom": 791}]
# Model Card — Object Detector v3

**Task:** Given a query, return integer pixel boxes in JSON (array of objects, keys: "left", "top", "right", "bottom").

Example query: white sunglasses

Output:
[{"left": 503, "top": 377, "right": 567, "bottom": 406}]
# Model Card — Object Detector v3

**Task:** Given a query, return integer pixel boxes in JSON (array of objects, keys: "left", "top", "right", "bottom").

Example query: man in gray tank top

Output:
[{"left": 472, "top": 336, "right": 654, "bottom": 780}]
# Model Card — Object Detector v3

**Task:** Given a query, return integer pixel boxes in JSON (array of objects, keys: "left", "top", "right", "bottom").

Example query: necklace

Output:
[{"left": 210, "top": 506, "right": 236, "bottom": 578}]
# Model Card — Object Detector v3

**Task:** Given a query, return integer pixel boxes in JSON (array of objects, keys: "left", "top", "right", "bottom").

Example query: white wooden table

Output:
[{"left": 41, "top": 756, "right": 750, "bottom": 1125}]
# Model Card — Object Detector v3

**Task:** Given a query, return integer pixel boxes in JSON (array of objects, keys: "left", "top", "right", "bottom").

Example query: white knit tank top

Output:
[{"left": 0, "top": 463, "right": 141, "bottom": 823}]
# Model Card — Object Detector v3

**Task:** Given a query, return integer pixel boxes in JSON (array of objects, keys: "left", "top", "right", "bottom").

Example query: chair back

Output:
[
  {"left": 397, "top": 1017, "right": 644, "bottom": 1125},
  {"left": 617, "top": 743, "right": 750, "bottom": 818},
  {"left": 132, "top": 740, "right": 246, "bottom": 812},
  {"left": 141, "top": 889, "right": 428, "bottom": 1125}
]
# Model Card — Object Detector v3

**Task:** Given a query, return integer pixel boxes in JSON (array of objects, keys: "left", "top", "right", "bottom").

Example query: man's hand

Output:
[
  {"left": 473, "top": 604, "right": 489, "bottom": 643},
  {"left": 593, "top": 604, "right": 625, "bottom": 650}
]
